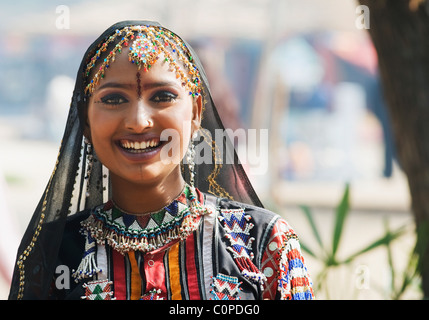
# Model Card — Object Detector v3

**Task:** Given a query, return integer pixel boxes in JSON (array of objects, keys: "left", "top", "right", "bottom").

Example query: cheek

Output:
[
  {"left": 158, "top": 102, "right": 194, "bottom": 159},
  {"left": 87, "top": 105, "right": 117, "bottom": 148},
  {"left": 169, "top": 102, "right": 194, "bottom": 137}
]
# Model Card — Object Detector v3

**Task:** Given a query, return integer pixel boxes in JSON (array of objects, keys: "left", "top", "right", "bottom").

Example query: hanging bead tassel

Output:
[
  {"left": 72, "top": 232, "right": 101, "bottom": 282},
  {"left": 235, "top": 257, "right": 267, "bottom": 290}
]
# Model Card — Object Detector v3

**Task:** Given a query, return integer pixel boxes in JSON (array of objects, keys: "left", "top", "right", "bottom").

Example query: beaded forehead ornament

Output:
[{"left": 84, "top": 25, "right": 202, "bottom": 97}]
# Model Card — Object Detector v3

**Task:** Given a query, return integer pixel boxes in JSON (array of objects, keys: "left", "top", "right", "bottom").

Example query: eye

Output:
[
  {"left": 100, "top": 93, "right": 128, "bottom": 105},
  {"left": 150, "top": 91, "right": 178, "bottom": 103}
]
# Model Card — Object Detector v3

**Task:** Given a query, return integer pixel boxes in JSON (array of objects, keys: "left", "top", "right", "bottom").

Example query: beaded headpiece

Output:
[{"left": 84, "top": 25, "right": 202, "bottom": 97}]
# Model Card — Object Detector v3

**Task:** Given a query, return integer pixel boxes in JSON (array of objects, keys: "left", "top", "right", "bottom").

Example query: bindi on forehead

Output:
[{"left": 136, "top": 71, "right": 142, "bottom": 98}]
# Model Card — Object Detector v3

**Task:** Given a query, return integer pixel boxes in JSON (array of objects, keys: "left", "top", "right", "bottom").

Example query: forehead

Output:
[{"left": 92, "top": 49, "right": 180, "bottom": 88}]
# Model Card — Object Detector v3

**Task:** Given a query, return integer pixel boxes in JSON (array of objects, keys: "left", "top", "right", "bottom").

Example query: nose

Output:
[{"left": 124, "top": 101, "right": 153, "bottom": 133}]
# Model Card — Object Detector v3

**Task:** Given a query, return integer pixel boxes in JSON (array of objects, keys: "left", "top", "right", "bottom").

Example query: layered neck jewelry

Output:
[
  {"left": 80, "top": 184, "right": 209, "bottom": 255},
  {"left": 73, "top": 184, "right": 213, "bottom": 281}
]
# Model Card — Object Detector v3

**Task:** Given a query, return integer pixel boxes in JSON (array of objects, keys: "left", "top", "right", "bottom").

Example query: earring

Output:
[
  {"left": 186, "top": 132, "right": 197, "bottom": 187},
  {"left": 102, "top": 164, "right": 109, "bottom": 203},
  {"left": 84, "top": 138, "right": 93, "bottom": 198}
]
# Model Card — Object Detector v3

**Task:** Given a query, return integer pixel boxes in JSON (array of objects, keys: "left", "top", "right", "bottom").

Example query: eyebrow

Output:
[{"left": 97, "top": 80, "right": 180, "bottom": 91}]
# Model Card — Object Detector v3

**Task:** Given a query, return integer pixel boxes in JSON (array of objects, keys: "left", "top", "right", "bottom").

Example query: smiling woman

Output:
[
  {"left": 85, "top": 44, "right": 200, "bottom": 213},
  {"left": 8, "top": 21, "right": 314, "bottom": 300}
]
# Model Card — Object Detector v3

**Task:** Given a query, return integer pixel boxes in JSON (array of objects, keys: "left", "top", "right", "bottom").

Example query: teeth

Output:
[{"left": 121, "top": 139, "right": 159, "bottom": 150}]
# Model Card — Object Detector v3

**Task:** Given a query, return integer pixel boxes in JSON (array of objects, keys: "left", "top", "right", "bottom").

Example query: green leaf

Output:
[
  {"left": 331, "top": 184, "right": 350, "bottom": 259},
  {"left": 300, "top": 204, "right": 324, "bottom": 251},
  {"left": 299, "top": 240, "right": 318, "bottom": 259},
  {"left": 413, "top": 221, "right": 429, "bottom": 273},
  {"left": 342, "top": 224, "right": 407, "bottom": 264}
]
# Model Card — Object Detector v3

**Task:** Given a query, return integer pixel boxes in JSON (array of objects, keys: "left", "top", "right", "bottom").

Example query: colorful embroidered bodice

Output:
[{"left": 54, "top": 187, "right": 314, "bottom": 300}]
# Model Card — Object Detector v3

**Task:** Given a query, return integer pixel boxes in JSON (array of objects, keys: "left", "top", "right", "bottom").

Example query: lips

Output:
[
  {"left": 116, "top": 136, "right": 164, "bottom": 161},
  {"left": 119, "top": 138, "right": 161, "bottom": 153}
]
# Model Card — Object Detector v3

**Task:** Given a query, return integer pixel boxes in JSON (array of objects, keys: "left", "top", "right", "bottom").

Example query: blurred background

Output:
[{"left": 0, "top": 0, "right": 420, "bottom": 299}]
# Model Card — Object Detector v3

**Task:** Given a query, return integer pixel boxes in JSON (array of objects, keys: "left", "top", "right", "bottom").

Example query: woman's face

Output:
[{"left": 86, "top": 47, "right": 202, "bottom": 188}]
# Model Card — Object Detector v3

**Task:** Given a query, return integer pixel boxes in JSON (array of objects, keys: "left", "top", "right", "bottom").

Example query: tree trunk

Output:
[{"left": 358, "top": 0, "right": 429, "bottom": 298}]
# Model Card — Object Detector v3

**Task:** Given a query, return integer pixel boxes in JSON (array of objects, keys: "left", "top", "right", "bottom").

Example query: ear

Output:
[{"left": 191, "top": 95, "right": 202, "bottom": 132}]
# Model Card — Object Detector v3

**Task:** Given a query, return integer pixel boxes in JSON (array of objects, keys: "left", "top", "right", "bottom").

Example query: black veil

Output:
[{"left": 8, "top": 20, "right": 262, "bottom": 299}]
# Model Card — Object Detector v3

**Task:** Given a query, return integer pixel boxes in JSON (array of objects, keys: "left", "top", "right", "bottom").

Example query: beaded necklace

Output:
[
  {"left": 80, "top": 184, "right": 209, "bottom": 255},
  {"left": 73, "top": 185, "right": 212, "bottom": 281}
]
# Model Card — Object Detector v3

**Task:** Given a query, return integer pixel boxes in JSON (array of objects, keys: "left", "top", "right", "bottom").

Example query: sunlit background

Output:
[{"left": 0, "top": 0, "right": 417, "bottom": 299}]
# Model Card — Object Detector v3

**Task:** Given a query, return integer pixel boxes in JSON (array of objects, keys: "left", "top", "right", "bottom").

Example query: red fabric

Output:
[
  {"left": 112, "top": 249, "right": 126, "bottom": 300},
  {"left": 143, "top": 249, "right": 168, "bottom": 299},
  {"left": 185, "top": 233, "right": 201, "bottom": 299}
]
